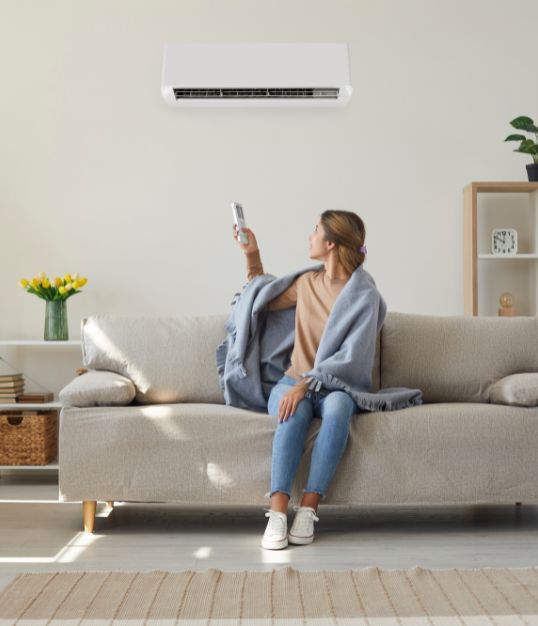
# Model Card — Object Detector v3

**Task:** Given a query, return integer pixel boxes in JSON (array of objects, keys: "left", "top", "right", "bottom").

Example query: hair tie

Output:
[{"left": 358, "top": 245, "right": 367, "bottom": 255}]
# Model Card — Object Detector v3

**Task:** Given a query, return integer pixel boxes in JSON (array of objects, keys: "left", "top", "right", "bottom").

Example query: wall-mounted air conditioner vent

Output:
[
  {"left": 162, "top": 44, "right": 352, "bottom": 108},
  {"left": 172, "top": 87, "right": 340, "bottom": 100}
]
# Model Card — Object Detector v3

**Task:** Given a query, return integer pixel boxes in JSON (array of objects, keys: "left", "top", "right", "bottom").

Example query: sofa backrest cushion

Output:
[
  {"left": 81, "top": 312, "right": 382, "bottom": 405},
  {"left": 380, "top": 312, "right": 538, "bottom": 402},
  {"left": 81, "top": 315, "right": 229, "bottom": 405}
]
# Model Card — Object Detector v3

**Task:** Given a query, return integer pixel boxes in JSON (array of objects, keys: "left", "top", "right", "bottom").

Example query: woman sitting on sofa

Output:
[{"left": 233, "top": 210, "right": 371, "bottom": 551}]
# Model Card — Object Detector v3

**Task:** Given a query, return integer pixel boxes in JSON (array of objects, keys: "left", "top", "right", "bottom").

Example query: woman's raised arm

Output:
[
  {"left": 233, "top": 225, "right": 263, "bottom": 281},
  {"left": 233, "top": 223, "right": 298, "bottom": 309}
]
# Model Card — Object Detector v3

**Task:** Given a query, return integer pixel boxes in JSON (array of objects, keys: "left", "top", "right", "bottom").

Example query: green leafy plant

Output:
[{"left": 504, "top": 116, "right": 538, "bottom": 164}]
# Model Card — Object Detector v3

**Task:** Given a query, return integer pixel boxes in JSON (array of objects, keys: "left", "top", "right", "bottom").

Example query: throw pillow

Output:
[
  {"left": 488, "top": 372, "right": 538, "bottom": 407},
  {"left": 59, "top": 370, "right": 136, "bottom": 407}
]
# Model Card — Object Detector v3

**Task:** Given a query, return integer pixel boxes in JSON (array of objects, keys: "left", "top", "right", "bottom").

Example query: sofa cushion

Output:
[
  {"left": 59, "top": 370, "right": 136, "bottom": 407},
  {"left": 59, "top": 401, "right": 538, "bottom": 505},
  {"left": 81, "top": 315, "right": 229, "bottom": 405},
  {"left": 488, "top": 373, "right": 538, "bottom": 407},
  {"left": 380, "top": 312, "right": 538, "bottom": 402}
]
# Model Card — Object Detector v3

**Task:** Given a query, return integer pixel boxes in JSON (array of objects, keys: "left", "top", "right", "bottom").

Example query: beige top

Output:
[{"left": 246, "top": 249, "right": 348, "bottom": 384}]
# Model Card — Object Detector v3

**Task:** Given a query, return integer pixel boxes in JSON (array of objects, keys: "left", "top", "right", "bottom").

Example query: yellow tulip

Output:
[
  {"left": 59, "top": 286, "right": 66, "bottom": 295},
  {"left": 38, "top": 271, "right": 46, "bottom": 280},
  {"left": 42, "top": 279, "right": 51, "bottom": 288},
  {"left": 65, "top": 282, "right": 73, "bottom": 291},
  {"left": 81, "top": 277, "right": 88, "bottom": 285},
  {"left": 54, "top": 277, "right": 63, "bottom": 287},
  {"left": 72, "top": 280, "right": 79, "bottom": 289},
  {"left": 31, "top": 278, "right": 40, "bottom": 288},
  {"left": 19, "top": 279, "right": 29, "bottom": 288},
  {"left": 64, "top": 273, "right": 73, "bottom": 283}
]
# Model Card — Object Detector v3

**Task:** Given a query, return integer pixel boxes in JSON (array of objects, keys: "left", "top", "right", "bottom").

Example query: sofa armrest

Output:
[{"left": 59, "top": 370, "right": 136, "bottom": 408}]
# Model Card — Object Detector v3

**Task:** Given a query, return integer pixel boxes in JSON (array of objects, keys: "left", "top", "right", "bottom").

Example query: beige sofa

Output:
[{"left": 58, "top": 313, "right": 538, "bottom": 532}]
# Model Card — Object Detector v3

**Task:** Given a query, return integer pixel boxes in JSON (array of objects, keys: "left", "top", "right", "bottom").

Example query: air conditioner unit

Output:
[{"left": 161, "top": 43, "right": 352, "bottom": 108}]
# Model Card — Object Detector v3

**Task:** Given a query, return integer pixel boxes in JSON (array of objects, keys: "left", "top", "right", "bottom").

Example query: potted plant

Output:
[
  {"left": 504, "top": 116, "right": 538, "bottom": 181},
  {"left": 18, "top": 272, "right": 88, "bottom": 340}
]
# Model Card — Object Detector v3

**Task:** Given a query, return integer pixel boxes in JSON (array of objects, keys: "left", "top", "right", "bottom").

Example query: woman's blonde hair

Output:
[{"left": 320, "top": 210, "right": 366, "bottom": 275}]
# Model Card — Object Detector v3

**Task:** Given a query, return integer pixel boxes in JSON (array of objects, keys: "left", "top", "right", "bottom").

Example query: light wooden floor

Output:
[{"left": 1, "top": 470, "right": 538, "bottom": 594}]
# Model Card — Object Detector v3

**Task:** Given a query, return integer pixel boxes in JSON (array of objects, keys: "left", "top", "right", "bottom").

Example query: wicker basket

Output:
[{"left": 0, "top": 411, "right": 58, "bottom": 465}]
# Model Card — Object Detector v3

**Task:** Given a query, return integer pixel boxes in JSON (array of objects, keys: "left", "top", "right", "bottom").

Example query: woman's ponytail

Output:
[{"left": 320, "top": 210, "right": 367, "bottom": 275}]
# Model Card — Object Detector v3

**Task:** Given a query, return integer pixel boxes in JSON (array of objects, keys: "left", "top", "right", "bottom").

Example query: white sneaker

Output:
[
  {"left": 261, "top": 508, "right": 288, "bottom": 550},
  {"left": 288, "top": 505, "right": 319, "bottom": 545}
]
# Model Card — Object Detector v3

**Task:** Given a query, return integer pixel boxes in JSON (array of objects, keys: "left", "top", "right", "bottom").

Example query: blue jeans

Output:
[{"left": 265, "top": 374, "right": 359, "bottom": 502}]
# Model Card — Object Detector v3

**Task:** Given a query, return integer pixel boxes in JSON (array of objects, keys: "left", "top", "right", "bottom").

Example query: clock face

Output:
[{"left": 492, "top": 229, "right": 518, "bottom": 255}]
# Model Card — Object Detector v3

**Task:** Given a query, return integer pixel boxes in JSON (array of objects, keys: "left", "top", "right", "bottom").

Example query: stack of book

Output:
[
  {"left": 0, "top": 373, "right": 25, "bottom": 404},
  {"left": 18, "top": 391, "right": 54, "bottom": 403}
]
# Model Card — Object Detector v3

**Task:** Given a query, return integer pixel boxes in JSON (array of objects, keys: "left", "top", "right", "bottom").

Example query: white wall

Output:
[{"left": 1, "top": 0, "right": 537, "bottom": 350}]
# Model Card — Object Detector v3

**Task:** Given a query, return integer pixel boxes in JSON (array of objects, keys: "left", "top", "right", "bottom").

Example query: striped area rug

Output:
[{"left": 1, "top": 565, "right": 538, "bottom": 624}]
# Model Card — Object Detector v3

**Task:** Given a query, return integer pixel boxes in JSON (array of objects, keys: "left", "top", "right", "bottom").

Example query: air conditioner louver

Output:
[
  {"left": 162, "top": 44, "right": 352, "bottom": 108},
  {"left": 173, "top": 87, "right": 340, "bottom": 100}
]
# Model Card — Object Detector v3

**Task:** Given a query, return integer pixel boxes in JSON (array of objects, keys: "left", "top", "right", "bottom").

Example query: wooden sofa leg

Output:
[{"left": 83, "top": 500, "right": 97, "bottom": 533}]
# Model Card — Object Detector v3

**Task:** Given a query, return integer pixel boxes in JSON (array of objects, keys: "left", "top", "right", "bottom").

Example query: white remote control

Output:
[{"left": 232, "top": 202, "right": 249, "bottom": 245}]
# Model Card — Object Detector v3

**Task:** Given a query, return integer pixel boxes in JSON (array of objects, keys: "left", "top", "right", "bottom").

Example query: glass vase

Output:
[{"left": 44, "top": 299, "right": 68, "bottom": 340}]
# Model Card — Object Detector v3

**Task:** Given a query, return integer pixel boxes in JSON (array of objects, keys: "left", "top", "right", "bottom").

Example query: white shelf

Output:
[
  {"left": 0, "top": 402, "right": 62, "bottom": 410},
  {"left": 465, "top": 182, "right": 538, "bottom": 316},
  {"left": 0, "top": 457, "right": 58, "bottom": 471},
  {"left": 478, "top": 254, "right": 538, "bottom": 259},
  {"left": 0, "top": 341, "right": 76, "bottom": 477},
  {"left": 0, "top": 340, "right": 80, "bottom": 346}
]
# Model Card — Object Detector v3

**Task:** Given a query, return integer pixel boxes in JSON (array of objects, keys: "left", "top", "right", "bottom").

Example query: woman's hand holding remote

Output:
[{"left": 233, "top": 224, "right": 259, "bottom": 254}]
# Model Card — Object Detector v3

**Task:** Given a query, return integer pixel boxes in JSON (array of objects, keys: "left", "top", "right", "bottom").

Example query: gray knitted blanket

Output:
[{"left": 216, "top": 262, "right": 423, "bottom": 413}]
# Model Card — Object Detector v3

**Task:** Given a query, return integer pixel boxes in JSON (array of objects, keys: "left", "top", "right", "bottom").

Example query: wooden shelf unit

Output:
[{"left": 463, "top": 182, "right": 538, "bottom": 316}]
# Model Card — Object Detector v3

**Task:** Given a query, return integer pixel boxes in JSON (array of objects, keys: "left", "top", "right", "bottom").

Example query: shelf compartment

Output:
[{"left": 464, "top": 182, "right": 538, "bottom": 315}]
